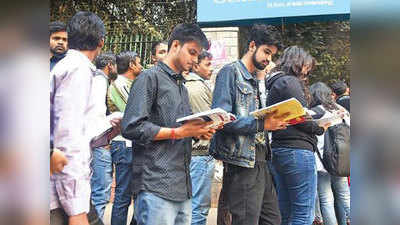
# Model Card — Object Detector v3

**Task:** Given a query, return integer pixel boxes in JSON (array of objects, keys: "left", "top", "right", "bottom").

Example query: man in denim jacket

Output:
[{"left": 210, "top": 24, "right": 287, "bottom": 225}]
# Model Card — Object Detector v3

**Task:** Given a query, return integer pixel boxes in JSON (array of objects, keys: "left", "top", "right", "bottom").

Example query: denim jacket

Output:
[{"left": 210, "top": 60, "right": 265, "bottom": 168}]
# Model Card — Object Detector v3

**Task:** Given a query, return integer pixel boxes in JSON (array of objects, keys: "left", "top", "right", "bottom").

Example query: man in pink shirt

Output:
[{"left": 50, "top": 11, "right": 106, "bottom": 225}]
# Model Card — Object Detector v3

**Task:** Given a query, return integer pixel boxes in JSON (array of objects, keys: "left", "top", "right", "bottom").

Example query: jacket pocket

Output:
[
  {"left": 212, "top": 132, "right": 237, "bottom": 158},
  {"left": 236, "top": 81, "right": 253, "bottom": 116}
]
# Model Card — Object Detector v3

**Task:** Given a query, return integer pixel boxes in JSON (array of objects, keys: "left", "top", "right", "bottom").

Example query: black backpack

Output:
[{"left": 315, "top": 107, "right": 350, "bottom": 177}]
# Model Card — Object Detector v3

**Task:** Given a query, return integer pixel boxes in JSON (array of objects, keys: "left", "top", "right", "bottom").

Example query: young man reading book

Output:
[
  {"left": 210, "top": 24, "right": 288, "bottom": 225},
  {"left": 121, "top": 23, "right": 216, "bottom": 225}
]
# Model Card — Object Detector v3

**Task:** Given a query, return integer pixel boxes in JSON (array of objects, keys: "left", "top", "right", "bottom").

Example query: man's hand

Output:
[
  {"left": 264, "top": 110, "right": 289, "bottom": 131},
  {"left": 107, "top": 124, "right": 121, "bottom": 141},
  {"left": 69, "top": 213, "right": 89, "bottom": 225},
  {"left": 198, "top": 128, "right": 217, "bottom": 140},
  {"left": 108, "top": 114, "right": 123, "bottom": 141},
  {"left": 176, "top": 120, "right": 215, "bottom": 139},
  {"left": 50, "top": 148, "right": 68, "bottom": 175},
  {"left": 110, "top": 117, "right": 122, "bottom": 127},
  {"left": 109, "top": 112, "right": 123, "bottom": 127},
  {"left": 322, "top": 122, "right": 331, "bottom": 131},
  {"left": 197, "top": 122, "right": 223, "bottom": 140}
]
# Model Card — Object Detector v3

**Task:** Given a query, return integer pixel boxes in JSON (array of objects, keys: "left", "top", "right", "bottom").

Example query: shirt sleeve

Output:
[
  {"left": 87, "top": 76, "right": 113, "bottom": 139},
  {"left": 211, "top": 65, "right": 263, "bottom": 136},
  {"left": 52, "top": 65, "right": 92, "bottom": 216},
  {"left": 121, "top": 72, "right": 161, "bottom": 145}
]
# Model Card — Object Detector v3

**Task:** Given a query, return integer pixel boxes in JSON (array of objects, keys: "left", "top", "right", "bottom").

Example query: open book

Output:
[
  {"left": 90, "top": 127, "right": 113, "bottom": 148},
  {"left": 176, "top": 108, "right": 236, "bottom": 128},
  {"left": 250, "top": 98, "right": 307, "bottom": 125},
  {"left": 90, "top": 125, "right": 121, "bottom": 149},
  {"left": 89, "top": 112, "right": 123, "bottom": 149},
  {"left": 314, "top": 110, "right": 348, "bottom": 127}
]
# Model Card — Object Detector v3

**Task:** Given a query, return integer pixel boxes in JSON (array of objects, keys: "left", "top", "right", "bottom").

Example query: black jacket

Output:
[
  {"left": 337, "top": 95, "right": 350, "bottom": 112},
  {"left": 266, "top": 73, "right": 324, "bottom": 152}
]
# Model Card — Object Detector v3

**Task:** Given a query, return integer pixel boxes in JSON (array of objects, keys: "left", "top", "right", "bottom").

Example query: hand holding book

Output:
[
  {"left": 176, "top": 108, "right": 236, "bottom": 129},
  {"left": 174, "top": 120, "right": 216, "bottom": 140},
  {"left": 263, "top": 110, "right": 290, "bottom": 131},
  {"left": 251, "top": 98, "right": 308, "bottom": 126}
]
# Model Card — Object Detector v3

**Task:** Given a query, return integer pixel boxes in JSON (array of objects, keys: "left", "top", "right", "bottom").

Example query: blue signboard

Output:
[{"left": 198, "top": 0, "right": 350, "bottom": 26}]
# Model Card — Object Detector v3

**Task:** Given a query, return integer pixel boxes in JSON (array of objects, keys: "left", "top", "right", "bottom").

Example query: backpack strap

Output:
[
  {"left": 110, "top": 80, "right": 128, "bottom": 105},
  {"left": 316, "top": 145, "right": 329, "bottom": 170}
]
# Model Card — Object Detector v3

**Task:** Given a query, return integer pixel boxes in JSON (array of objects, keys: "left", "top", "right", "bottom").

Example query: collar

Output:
[
  {"left": 95, "top": 69, "right": 109, "bottom": 80},
  {"left": 158, "top": 61, "right": 185, "bottom": 82},
  {"left": 238, "top": 60, "right": 256, "bottom": 81},
  {"left": 116, "top": 75, "right": 133, "bottom": 84},
  {"left": 67, "top": 49, "right": 96, "bottom": 72},
  {"left": 185, "top": 72, "right": 205, "bottom": 82},
  {"left": 50, "top": 52, "right": 66, "bottom": 62}
]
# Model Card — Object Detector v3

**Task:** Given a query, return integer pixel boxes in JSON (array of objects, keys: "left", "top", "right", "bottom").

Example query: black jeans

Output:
[
  {"left": 50, "top": 202, "right": 104, "bottom": 225},
  {"left": 217, "top": 177, "right": 232, "bottom": 225},
  {"left": 222, "top": 152, "right": 281, "bottom": 225}
]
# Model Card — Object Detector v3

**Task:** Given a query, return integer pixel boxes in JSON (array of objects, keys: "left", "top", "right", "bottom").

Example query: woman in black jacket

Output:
[{"left": 266, "top": 46, "right": 327, "bottom": 225}]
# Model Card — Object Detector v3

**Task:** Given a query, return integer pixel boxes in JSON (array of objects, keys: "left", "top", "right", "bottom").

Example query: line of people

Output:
[{"left": 50, "top": 10, "right": 350, "bottom": 225}]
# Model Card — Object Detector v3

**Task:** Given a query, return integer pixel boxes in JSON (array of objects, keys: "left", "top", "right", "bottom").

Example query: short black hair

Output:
[
  {"left": 198, "top": 51, "right": 213, "bottom": 64},
  {"left": 330, "top": 81, "right": 348, "bottom": 96},
  {"left": 67, "top": 11, "right": 105, "bottom": 51},
  {"left": 168, "top": 23, "right": 209, "bottom": 51},
  {"left": 95, "top": 53, "right": 116, "bottom": 70},
  {"left": 247, "top": 24, "right": 282, "bottom": 50},
  {"left": 116, "top": 51, "right": 139, "bottom": 74},
  {"left": 49, "top": 21, "right": 66, "bottom": 36},
  {"left": 151, "top": 41, "right": 167, "bottom": 56}
]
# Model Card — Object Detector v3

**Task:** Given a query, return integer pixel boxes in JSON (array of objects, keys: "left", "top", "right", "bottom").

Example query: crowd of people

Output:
[{"left": 50, "top": 11, "right": 351, "bottom": 225}]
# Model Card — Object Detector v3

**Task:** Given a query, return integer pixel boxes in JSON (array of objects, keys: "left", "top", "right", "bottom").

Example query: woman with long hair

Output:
[
  {"left": 266, "top": 46, "right": 328, "bottom": 225},
  {"left": 310, "top": 82, "right": 351, "bottom": 225}
]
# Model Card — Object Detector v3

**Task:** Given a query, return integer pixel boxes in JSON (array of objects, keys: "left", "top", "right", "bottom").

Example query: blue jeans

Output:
[
  {"left": 314, "top": 193, "right": 323, "bottom": 222},
  {"left": 190, "top": 156, "right": 215, "bottom": 225},
  {"left": 271, "top": 148, "right": 317, "bottom": 225},
  {"left": 111, "top": 141, "right": 134, "bottom": 225},
  {"left": 134, "top": 191, "right": 192, "bottom": 225},
  {"left": 317, "top": 171, "right": 350, "bottom": 225},
  {"left": 90, "top": 146, "right": 113, "bottom": 219}
]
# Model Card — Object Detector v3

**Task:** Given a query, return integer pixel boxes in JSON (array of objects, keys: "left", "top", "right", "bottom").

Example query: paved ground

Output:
[{"left": 103, "top": 202, "right": 217, "bottom": 225}]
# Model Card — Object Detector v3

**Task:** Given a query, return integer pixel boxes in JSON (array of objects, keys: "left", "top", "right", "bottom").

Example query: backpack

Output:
[{"left": 316, "top": 108, "right": 350, "bottom": 177}]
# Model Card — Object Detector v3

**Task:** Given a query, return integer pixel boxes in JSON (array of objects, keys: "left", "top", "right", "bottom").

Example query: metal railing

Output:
[{"left": 103, "top": 34, "right": 159, "bottom": 68}]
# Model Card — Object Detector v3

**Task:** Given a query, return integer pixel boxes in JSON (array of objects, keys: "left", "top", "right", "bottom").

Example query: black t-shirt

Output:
[{"left": 337, "top": 95, "right": 350, "bottom": 112}]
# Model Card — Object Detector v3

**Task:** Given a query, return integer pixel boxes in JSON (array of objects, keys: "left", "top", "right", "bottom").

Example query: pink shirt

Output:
[{"left": 50, "top": 49, "right": 96, "bottom": 216}]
